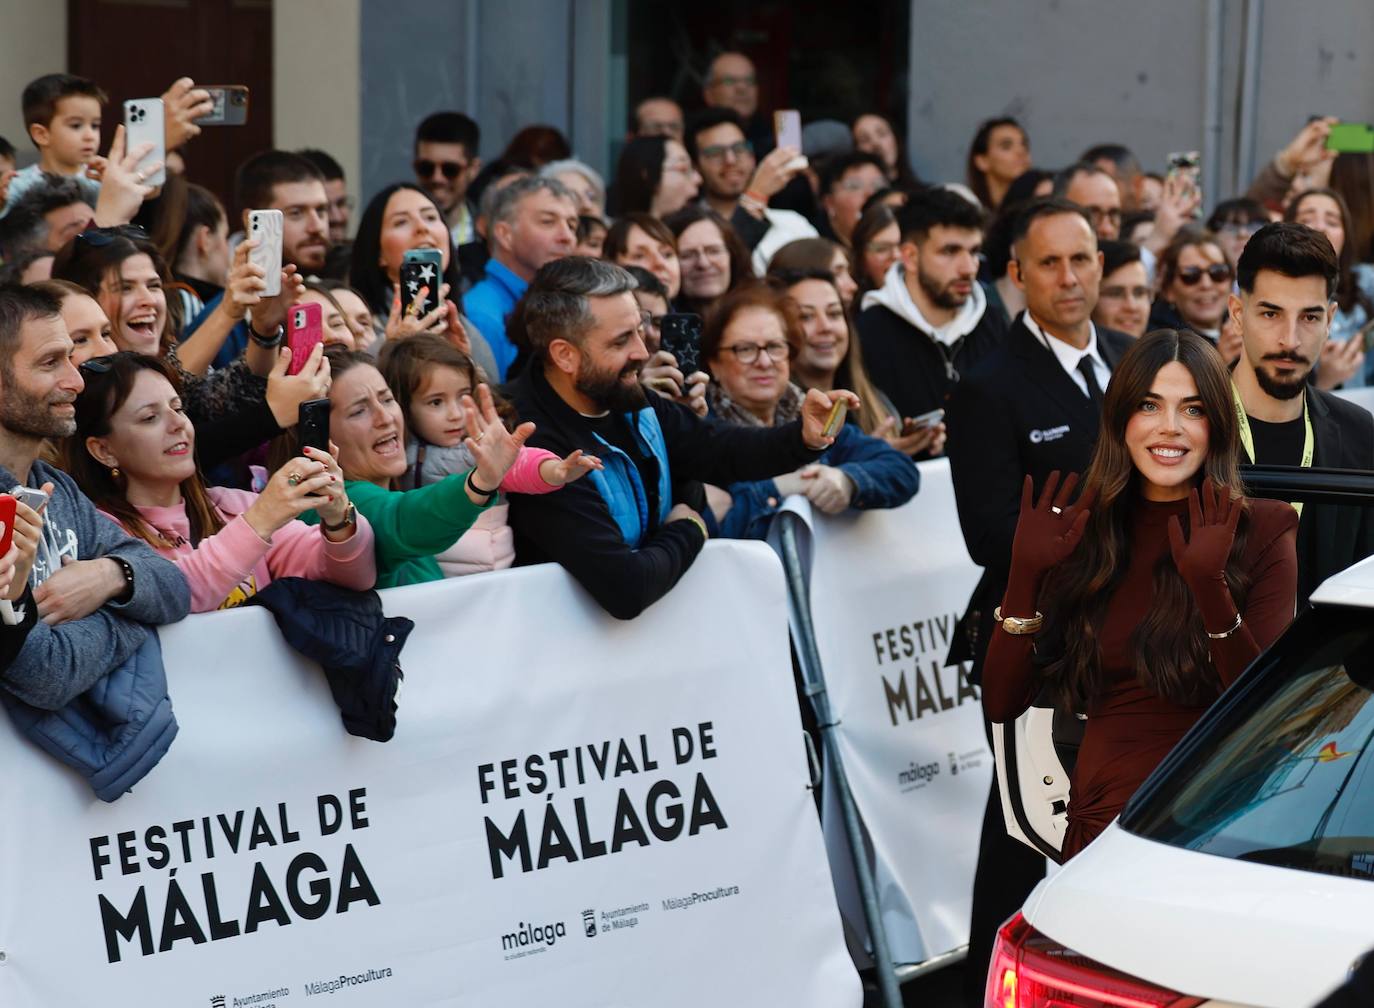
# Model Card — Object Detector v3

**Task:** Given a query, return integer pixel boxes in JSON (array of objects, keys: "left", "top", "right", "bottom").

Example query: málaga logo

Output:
[{"left": 501, "top": 919, "right": 567, "bottom": 953}]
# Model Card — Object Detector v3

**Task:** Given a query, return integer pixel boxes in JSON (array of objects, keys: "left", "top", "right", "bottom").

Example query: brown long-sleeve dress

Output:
[{"left": 983, "top": 496, "right": 1299, "bottom": 860}]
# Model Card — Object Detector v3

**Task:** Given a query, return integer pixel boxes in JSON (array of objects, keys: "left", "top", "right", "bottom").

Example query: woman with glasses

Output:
[
  {"left": 849, "top": 204, "right": 901, "bottom": 294},
  {"left": 664, "top": 206, "right": 752, "bottom": 317},
  {"left": 1092, "top": 240, "right": 1152, "bottom": 339},
  {"left": 1150, "top": 231, "right": 1234, "bottom": 343},
  {"left": 611, "top": 136, "right": 701, "bottom": 219},
  {"left": 603, "top": 213, "right": 681, "bottom": 300},
  {"left": 701, "top": 283, "right": 917, "bottom": 539},
  {"left": 1285, "top": 187, "right": 1374, "bottom": 388},
  {"left": 64, "top": 352, "right": 376, "bottom": 613}
]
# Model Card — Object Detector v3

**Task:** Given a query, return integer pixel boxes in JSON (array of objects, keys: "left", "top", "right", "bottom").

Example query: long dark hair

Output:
[
  {"left": 965, "top": 116, "right": 1025, "bottom": 209},
  {"left": 348, "top": 183, "right": 464, "bottom": 318},
  {"left": 851, "top": 112, "right": 923, "bottom": 190},
  {"left": 662, "top": 205, "right": 751, "bottom": 313},
  {"left": 611, "top": 136, "right": 667, "bottom": 216},
  {"left": 63, "top": 351, "right": 225, "bottom": 549},
  {"left": 1284, "top": 187, "right": 1373, "bottom": 316},
  {"left": 1038, "top": 329, "right": 1251, "bottom": 708}
]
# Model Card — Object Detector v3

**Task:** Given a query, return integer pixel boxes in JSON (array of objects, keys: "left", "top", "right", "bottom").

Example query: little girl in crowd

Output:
[{"left": 378, "top": 335, "right": 600, "bottom": 575}]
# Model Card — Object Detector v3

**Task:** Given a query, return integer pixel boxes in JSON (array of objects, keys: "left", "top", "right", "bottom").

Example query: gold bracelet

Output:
[
  {"left": 994, "top": 606, "right": 1043, "bottom": 635},
  {"left": 1206, "top": 612, "right": 1243, "bottom": 639}
]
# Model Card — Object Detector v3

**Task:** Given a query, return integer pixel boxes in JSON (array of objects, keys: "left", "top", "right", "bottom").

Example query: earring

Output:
[{"left": 110, "top": 466, "right": 121, "bottom": 480}]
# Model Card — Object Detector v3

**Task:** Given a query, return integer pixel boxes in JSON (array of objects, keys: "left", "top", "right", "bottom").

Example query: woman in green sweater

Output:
[{"left": 323, "top": 348, "right": 531, "bottom": 587}]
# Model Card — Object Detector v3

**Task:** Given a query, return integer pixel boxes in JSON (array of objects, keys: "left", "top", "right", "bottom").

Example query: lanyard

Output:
[{"left": 1232, "top": 381, "right": 1314, "bottom": 519}]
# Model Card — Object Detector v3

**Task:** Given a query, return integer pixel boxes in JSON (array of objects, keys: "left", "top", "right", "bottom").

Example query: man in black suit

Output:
[
  {"left": 1230, "top": 222, "right": 1374, "bottom": 603},
  {"left": 943, "top": 198, "right": 1133, "bottom": 1007}
]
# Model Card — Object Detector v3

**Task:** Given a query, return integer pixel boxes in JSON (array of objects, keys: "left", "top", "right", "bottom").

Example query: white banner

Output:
[
  {"left": 775, "top": 458, "right": 991, "bottom": 966},
  {"left": 0, "top": 542, "right": 860, "bottom": 1008}
]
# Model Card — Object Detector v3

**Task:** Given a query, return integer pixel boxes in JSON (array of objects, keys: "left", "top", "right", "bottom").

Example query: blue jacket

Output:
[
  {"left": 2, "top": 629, "right": 176, "bottom": 801},
  {"left": 183, "top": 291, "right": 250, "bottom": 372},
  {"left": 717, "top": 421, "right": 920, "bottom": 539},
  {"left": 464, "top": 260, "right": 528, "bottom": 380},
  {"left": 585, "top": 408, "right": 674, "bottom": 547}
]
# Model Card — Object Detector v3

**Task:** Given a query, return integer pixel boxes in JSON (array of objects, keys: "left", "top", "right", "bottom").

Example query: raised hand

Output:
[
  {"left": 246, "top": 452, "right": 341, "bottom": 541},
  {"left": 463, "top": 384, "right": 535, "bottom": 499},
  {"left": 1009, "top": 471, "right": 1097, "bottom": 579},
  {"left": 1168, "top": 478, "right": 1242, "bottom": 589},
  {"left": 538, "top": 448, "right": 604, "bottom": 487},
  {"left": 799, "top": 387, "right": 862, "bottom": 450},
  {"left": 91, "top": 124, "right": 161, "bottom": 227}
]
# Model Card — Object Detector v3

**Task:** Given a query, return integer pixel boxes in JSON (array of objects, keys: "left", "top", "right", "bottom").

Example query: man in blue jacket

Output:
[
  {"left": 0, "top": 284, "right": 189, "bottom": 709},
  {"left": 505, "top": 258, "right": 857, "bottom": 619}
]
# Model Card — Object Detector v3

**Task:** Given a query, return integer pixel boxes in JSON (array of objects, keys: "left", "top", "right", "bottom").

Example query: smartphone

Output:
[
  {"left": 287, "top": 302, "right": 324, "bottom": 376},
  {"left": 247, "top": 209, "right": 283, "bottom": 297},
  {"left": 0, "top": 495, "right": 16, "bottom": 557},
  {"left": 194, "top": 85, "right": 250, "bottom": 126},
  {"left": 774, "top": 109, "right": 803, "bottom": 151},
  {"left": 9, "top": 486, "right": 48, "bottom": 513},
  {"left": 1166, "top": 150, "right": 1201, "bottom": 186},
  {"left": 297, "top": 398, "right": 331, "bottom": 457},
  {"left": 905, "top": 408, "right": 945, "bottom": 431},
  {"left": 659, "top": 313, "right": 703, "bottom": 376},
  {"left": 399, "top": 249, "right": 443, "bottom": 318},
  {"left": 821, "top": 400, "right": 848, "bottom": 438},
  {"left": 1326, "top": 122, "right": 1374, "bottom": 154},
  {"left": 122, "top": 98, "right": 166, "bottom": 187}
]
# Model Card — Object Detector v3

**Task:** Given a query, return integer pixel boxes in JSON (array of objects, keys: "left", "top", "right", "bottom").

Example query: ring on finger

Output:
[
  {"left": 286, "top": 471, "right": 303, "bottom": 487},
  {"left": 1051, "top": 505, "right": 1062, "bottom": 515}
]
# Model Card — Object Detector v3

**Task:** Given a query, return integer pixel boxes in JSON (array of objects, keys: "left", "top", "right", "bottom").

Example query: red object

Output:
[
  {"left": 287, "top": 302, "right": 324, "bottom": 376},
  {"left": 985, "top": 912, "right": 1205, "bottom": 1008},
  {"left": 0, "top": 494, "right": 15, "bottom": 557}
]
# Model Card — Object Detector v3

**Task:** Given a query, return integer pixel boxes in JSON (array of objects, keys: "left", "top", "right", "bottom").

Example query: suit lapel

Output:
[{"left": 1010, "top": 315, "right": 1096, "bottom": 423}]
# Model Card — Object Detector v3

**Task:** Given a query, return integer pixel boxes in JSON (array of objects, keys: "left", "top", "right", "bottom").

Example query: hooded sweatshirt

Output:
[
  {"left": 0, "top": 460, "right": 190, "bottom": 710},
  {"left": 856, "top": 262, "right": 1008, "bottom": 420}
]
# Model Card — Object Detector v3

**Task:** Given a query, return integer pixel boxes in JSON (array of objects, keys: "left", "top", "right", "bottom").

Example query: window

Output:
[{"left": 1122, "top": 605, "right": 1374, "bottom": 882}]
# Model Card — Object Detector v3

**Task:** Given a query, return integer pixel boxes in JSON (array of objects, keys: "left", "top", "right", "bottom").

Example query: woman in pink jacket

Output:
[{"left": 64, "top": 352, "right": 377, "bottom": 611}]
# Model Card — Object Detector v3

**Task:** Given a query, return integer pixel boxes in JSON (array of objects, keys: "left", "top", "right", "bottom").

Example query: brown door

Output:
[{"left": 68, "top": 0, "right": 274, "bottom": 212}]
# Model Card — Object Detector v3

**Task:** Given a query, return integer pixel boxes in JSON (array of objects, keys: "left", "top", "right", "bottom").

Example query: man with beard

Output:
[
  {"left": 504, "top": 257, "right": 857, "bottom": 619},
  {"left": 413, "top": 112, "right": 482, "bottom": 246},
  {"left": 857, "top": 186, "right": 1008, "bottom": 438},
  {"left": 1231, "top": 222, "right": 1374, "bottom": 603},
  {"left": 685, "top": 108, "right": 815, "bottom": 272},
  {"left": 942, "top": 198, "right": 1133, "bottom": 1006},
  {"left": 190, "top": 150, "right": 331, "bottom": 369},
  {"left": 0, "top": 284, "right": 188, "bottom": 706}
]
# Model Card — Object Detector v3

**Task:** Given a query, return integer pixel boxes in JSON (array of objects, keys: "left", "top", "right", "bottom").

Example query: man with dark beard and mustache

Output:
[
  {"left": 857, "top": 186, "right": 1008, "bottom": 440},
  {"left": 0, "top": 284, "right": 187, "bottom": 711},
  {"left": 504, "top": 257, "right": 858, "bottom": 620},
  {"left": 1231, "top": 222, "right": 1374, "bottom": 604}
]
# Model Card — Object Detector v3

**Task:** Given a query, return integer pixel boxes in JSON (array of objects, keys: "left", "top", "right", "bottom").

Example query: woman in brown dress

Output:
[{"left": 982, "top": 328, "right": 1298, "bottom": 860}]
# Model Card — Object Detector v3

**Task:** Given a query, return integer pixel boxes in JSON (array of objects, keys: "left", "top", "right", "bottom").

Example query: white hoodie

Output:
[{"left": 860, "top": 261, "right": 988, "bottom": 347}]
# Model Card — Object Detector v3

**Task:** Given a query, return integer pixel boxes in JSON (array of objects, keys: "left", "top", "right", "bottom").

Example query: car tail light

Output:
[{"left": 985, "top": 912, "right": 1205, "bottom": 1008}]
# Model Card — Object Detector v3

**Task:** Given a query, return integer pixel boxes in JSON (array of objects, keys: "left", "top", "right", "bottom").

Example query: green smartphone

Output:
[{"left": 1326, "top": 122, "right": 1374, "bottom": 154}]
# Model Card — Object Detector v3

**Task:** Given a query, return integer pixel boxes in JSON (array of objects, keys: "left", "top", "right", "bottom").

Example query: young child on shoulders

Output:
[
  {"left": 379, "top": 334, "right": 599, "bottom": 575},
  {"left": 3, "top": 74, "right": 105, "bottom": 215}
]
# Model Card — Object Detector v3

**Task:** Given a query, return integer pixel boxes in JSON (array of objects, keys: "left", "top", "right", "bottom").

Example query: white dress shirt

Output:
[{"left": 1023, "top": 313, "right": 1112, "bottom": 398}]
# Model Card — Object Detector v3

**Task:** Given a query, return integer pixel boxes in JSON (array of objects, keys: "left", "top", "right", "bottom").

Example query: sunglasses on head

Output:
[
  {"left": 75, "top": 224, "right": 150, "bottom": 247},
  {"left": 414, "top": 159, "right": 467, "bottom": 180},
  {"left": 1176, "top": 263, "right": 1233, "bottom": 286},
  {"left": 78, "top": 355, "right": 113, "bottom": 374}
]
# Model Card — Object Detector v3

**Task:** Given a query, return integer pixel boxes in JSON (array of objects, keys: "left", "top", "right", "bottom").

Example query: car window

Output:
[{"left": 1121, "top": 605, "right": 1374, "bottom": 882}]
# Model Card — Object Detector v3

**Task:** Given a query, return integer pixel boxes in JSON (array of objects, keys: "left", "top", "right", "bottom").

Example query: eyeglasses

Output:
[
  {"left": 1083, "top": 206, "right": 1123, "bottom": 226},
  {"left": 720, "top": 340, "right": 789, "bottom": 364},
  {"left": 1099, "top": 284, "right": 1154, "bottom": 299},
  {"left": 76, "top": 224, "right": 149, "bottom": 247},
  {"left": 710, "top": 74, "right": 756, "bottom": 88},
  {"left": 1100, "top": 284, "right": 1153, "bottom": 300},
  {"left": 698, "top": 140, "right": 752, "bottom": 162},
  {"left": 414, "top": 159, "right": 468, "bottom": 180},
  {"left": 1176, "top": 263, "right": 1233, "bottom": 286}
]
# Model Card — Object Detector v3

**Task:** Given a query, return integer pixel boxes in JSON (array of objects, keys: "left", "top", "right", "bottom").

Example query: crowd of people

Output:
[{"left": 0, "top": 50, "right": 1372, "bottom": 1006}]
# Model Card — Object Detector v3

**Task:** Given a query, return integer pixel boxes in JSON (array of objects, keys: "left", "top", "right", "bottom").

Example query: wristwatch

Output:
[
  {"left": 245, "top": 310, "right": 284, "bottom": 348},
  {"left": 322, "top": 502, "right": 357, "bottom": 533}
]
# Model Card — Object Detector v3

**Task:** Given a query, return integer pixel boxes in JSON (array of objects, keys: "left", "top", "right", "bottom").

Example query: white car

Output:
[{"left": 987, "top": 555, "right": 1374, "bottom": 1008}]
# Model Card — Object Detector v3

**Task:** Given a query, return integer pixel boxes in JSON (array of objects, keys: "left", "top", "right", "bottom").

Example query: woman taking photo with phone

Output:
[
  {"left": 982, "top": 329, "right": 1298, "bottom": 861},
  {"left": 64, "top": 352, "right": 376, "bottom": 613}
]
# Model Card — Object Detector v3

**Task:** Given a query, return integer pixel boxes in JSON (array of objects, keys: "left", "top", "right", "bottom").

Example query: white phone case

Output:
[
  {"left": 247, "top": 210, "right": 283, "bottom": 297},
  {"left": 122, "top": 98, "right": 166, "bottom": 187}
]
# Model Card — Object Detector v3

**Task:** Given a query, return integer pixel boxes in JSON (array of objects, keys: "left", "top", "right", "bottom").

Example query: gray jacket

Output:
[{"left": 0, "top": 460, "right": 190, "bottom": 709}]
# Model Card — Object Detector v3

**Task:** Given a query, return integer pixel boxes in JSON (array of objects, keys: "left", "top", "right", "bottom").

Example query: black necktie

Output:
[{"left": 1077, "top": 356, "right": 1105, "bottom": 407}]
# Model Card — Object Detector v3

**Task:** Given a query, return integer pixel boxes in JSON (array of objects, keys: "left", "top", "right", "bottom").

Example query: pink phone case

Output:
[{"left": 287, "top": 302, "right": 324, "bottom": 375}]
